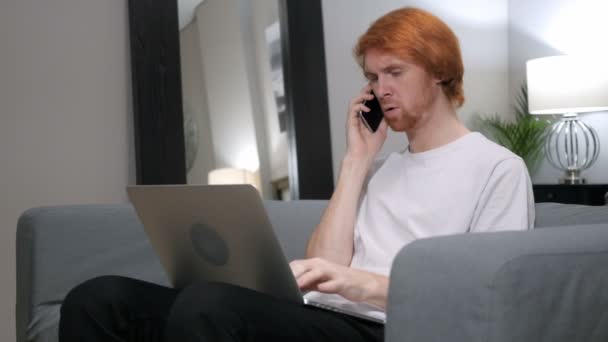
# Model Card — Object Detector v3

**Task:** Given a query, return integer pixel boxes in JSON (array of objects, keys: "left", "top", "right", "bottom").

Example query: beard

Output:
[
  {"left": 386, "top": 109, "right": 421, "bottom": 131},
  {"left": 387, "top": 86, "right": 437, "bottom": 132}
]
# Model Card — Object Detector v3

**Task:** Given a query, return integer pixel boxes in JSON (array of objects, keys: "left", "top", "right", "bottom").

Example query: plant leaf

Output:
[{"left": 474, "top": 83, "right": 551, "bottom": 175}]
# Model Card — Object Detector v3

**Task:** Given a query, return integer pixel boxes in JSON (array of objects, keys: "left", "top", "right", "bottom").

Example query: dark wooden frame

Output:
[
  {"left": 128, "top": 0, "right": 186, "bottom": 185},
  {"left": 127, "top": 0, "right": 334, "bottom": 199}
]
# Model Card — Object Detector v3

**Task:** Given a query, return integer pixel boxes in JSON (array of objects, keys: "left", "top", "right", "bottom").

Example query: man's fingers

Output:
[
  {"left": 360, "top": 84, "right": 373, "bottom": 95},
  {"left": 290, "top": 258, "right": 347, "bottom": 293},
  {"left": 296, "top": 269, "right": 327, "bottom": 289},
  {"left": 316, "top": 279, "right": 342, "bottom": 293},
  {"left": 377, "top": 118, "right": 388, "bottom": 133},
  {"left": 290, "top": 259, "right": 321, "bottom": 280},
  {"left": 349, "top": 91, "right": 374, "bottom": 109},
  {"left": 289, "top": 260, "right": 310, "bottom": 278}
]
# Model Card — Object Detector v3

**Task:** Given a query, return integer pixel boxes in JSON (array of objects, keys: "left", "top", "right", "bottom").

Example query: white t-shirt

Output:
[{"left": 304, "top": 132, "right": 535, "bottom": 321}]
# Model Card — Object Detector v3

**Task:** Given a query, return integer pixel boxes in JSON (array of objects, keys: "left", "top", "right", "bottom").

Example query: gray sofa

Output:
[{"left": 16, "top": 201, "right": 608, "bottom": 342}]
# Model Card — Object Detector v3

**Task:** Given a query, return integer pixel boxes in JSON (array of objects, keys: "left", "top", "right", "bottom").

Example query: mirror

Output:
[
  {"left": 128, "top": 0, "right": 334, "bottom": 199},
  {"left": 178, "top": 0, "right": 289, "bottom": 199}
]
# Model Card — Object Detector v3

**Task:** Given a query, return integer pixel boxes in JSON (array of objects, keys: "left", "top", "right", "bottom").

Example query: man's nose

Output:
[{"left": 375, "top": 76, "right": 392, "bottom": 99}]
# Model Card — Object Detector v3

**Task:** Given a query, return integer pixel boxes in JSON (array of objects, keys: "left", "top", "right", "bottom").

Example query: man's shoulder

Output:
[{"left": 466, "top": 132, "right": 523, "bottom": 164}]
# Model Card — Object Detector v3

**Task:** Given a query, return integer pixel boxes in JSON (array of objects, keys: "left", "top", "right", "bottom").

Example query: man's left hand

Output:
[{"left": 289, "top": 257, "right": 388, "bottom": 309}]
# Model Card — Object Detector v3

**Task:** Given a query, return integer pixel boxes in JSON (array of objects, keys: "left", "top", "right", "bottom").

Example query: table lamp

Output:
[
  {"left": 208, "top": 167, "right": 261, "bottom": 192},
  {"left": 526, "top": 55, "right": 608, "bottom": 184}
]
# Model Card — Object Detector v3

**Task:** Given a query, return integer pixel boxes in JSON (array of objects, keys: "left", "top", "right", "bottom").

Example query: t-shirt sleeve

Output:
[{"left": 470, "top": 157, "right": 535, "bottom": 232}]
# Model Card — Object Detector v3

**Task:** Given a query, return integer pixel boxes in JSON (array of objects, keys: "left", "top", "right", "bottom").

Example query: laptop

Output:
[{"left": 126, "top": 184, "right": 385, "bottom": 324}]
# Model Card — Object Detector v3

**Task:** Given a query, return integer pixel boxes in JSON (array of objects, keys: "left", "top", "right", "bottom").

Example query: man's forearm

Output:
[{"left": 306, "top": 157, "right": 370, "bottom": 265}]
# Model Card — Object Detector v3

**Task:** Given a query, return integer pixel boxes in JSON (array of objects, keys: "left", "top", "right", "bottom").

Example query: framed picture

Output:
[{"left": 265, "top": 21, "right": 287, "bottom": 132}]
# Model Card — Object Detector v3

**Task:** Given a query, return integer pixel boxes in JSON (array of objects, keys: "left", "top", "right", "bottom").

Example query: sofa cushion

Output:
[
  {"left": 535, "top": 202, "right": 608, "bottom": 228},
  {"left": 16, "top": 204, "right": 167, "bottom": 342}
]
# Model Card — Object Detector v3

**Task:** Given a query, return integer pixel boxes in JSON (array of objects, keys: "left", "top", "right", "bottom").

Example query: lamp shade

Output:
[
  {"left": 526, "top": 55, "right": 608, "bottom": 114},
  {"left": 208, "top": 167, "right": 261, "bottom": 192}
]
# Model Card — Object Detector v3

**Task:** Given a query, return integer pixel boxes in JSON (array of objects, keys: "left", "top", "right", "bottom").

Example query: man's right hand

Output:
[{"left": 346, "top": 85, "right": 389, "bottom": 168}]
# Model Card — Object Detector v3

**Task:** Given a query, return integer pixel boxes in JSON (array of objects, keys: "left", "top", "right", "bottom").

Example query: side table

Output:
[{"left": 533, "top": 184, "right": 608, "bottom": 206}]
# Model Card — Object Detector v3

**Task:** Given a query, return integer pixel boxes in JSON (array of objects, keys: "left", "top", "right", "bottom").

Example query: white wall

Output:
[
  {"left": 184, "top": 0, "right": 286, "bottom": 198},
  {"left": 321, "top": 0, "right": 510, "bottom": 178},
  {"left": 195, "top": 0, "right": 262, "bottom": 174},
  {"left": 509, "top": 0, "right": 608, "bottom": 183},
  {"left": 0, "top": 0, "right": 134, "bottom": 340},
  {"left": 180, "top": 19, "right": 216, "bottom": 185}
]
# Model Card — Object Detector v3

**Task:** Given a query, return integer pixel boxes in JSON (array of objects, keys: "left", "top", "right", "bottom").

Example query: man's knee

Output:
[
  {"left": 61, "top": 275, "right": 134, "bottom": 316},
  {"left": 170, "top": 282, "right": 240, "bottom": 318},
  {"left": 166, "top": 282, "right": 248, "bottom": 340}
]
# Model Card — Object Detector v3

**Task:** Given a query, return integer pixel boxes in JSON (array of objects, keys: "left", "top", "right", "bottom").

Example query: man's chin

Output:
[{"left": 386, "top": 117, "right": 417, "bottom": 132}]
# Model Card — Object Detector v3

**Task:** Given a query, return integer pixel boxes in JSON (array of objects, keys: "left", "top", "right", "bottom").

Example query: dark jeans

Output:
[{"left": 59, "top": 275, "right": 384, "bottom": 342}]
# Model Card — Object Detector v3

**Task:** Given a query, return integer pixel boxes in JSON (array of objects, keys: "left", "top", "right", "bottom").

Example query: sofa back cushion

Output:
[
  {"left": 535, "top": 203, "right": 608, "bottom": 228},
  {"left": 264, "top": 200, "right": 326, "bottom": 261},
  {"left": 16, "top": 204, "right": 166, "bottom": 342}
]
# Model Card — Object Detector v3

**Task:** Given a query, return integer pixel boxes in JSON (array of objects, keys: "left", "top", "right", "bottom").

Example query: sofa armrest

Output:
[
  {"left": 386, "top": 224, "right": 608, "bottom": 342},
  {"left": 16, "top": 205, "right": 168, "bottom": 342}
]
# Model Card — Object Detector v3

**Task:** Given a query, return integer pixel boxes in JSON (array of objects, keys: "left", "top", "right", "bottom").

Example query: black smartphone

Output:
[{"left": 359, "top": 94, "right": 384, "bottom": 132}]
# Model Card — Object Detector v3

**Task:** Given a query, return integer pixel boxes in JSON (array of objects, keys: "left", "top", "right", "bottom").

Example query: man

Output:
[
  {"left": 289, "top": 6, "right": 535, "bottom": 327},
  {"left": 59, "top": 7, "right": 533, "bottom": 342}
]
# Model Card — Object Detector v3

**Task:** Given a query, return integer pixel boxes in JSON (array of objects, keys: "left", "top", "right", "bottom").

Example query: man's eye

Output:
[{"left": 390, "top": 70, "right": 402, "bottom": 77}]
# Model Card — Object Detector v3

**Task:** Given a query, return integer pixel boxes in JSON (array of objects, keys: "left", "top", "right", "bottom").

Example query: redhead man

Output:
[
  {"left": 59, "top": 7, "right": 533, "bottom": 342},
  {"left": 290, "top": 6, "right": 535, "bottom": 330}
]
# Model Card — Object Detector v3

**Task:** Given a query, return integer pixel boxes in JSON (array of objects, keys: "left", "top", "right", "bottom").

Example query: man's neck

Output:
[{"left": 405, "top": 97, "right": 470, "bottom": 153}]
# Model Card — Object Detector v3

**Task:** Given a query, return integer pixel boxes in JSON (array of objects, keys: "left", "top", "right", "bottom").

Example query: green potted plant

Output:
[{"left": 474, "top": 85, "right": 551, "bottom": 176}]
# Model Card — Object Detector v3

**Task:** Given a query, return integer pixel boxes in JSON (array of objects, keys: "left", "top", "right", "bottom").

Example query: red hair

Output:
[{"left": 354, "top": 7, "right": 465, "bottom": 107}]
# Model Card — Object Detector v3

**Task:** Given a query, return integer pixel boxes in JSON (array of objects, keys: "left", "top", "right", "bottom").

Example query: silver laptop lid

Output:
[{"left": 127, "top": 184, "right": 302, "bottom": 304}]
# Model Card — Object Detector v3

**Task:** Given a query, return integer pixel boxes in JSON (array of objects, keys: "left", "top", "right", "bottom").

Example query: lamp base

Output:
[
  {"left": 545, "top": 114, "right": 599, "bottom": 186},
  {"left": 559, "top": 170, "right": 586, "bottom": 185}
]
